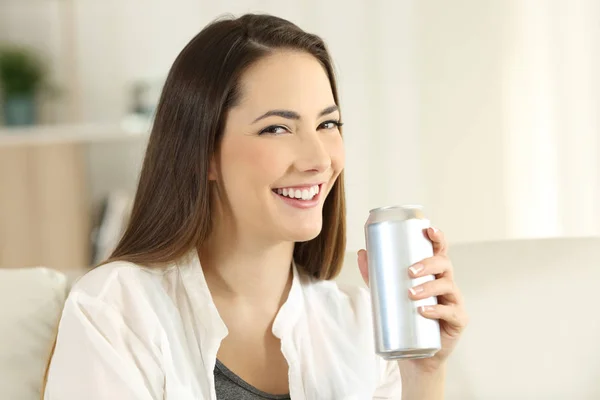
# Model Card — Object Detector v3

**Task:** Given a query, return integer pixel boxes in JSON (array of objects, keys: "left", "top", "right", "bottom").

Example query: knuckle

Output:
[
  {"left": 441, "top": 277, "right": 454, "bottom": 292},
  {"left": 433, "top": 255, "right": 446, "bottom": 264},
  {"left": 434, "top": 255, "right": 451, "bottom": 269},
  {"left": 452, "top": 308, "right": 459, "bottom": 322},
  {"left": 450, "top": 279, "right": 457, "bottom": 293}
]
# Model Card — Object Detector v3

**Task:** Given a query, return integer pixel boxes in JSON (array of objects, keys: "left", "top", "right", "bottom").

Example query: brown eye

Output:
[
  {"left": 259, "top": 125, "right": 290, "bottom": 135},
  {"left": 318, "top": 120, "right": 343, "bottom": 130}
]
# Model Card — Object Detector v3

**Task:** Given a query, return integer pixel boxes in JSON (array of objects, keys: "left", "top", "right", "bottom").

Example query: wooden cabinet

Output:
[
  {"left": 0, "top": 125, "right": 147, "bottom": 271},
  {"left": 0, "top": 142, "right": 89, "bottom": 270}
]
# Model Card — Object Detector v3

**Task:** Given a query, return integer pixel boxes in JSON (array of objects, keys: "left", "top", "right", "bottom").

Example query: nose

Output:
[{"left": 294, "top": 131, "right": 331, "bottom": 173}]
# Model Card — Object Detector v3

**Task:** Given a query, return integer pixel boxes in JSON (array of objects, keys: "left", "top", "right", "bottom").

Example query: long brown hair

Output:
[
  {"left": 42, "top": 13, "right": 345, "bottom": 397},
  {"left": 107, "top": 13, "right": 346, "bottom": 279}
]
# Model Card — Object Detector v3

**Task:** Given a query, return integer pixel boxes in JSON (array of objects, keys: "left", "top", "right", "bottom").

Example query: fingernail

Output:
[
  {"left": 408, "top": 264, "right": 424, "bottom": 276},
  {"left": 420, "top": 306, "right": 435, "bottom": 313},
  {"left": 430, "top": 226, "right": 439, "bottom": 233},
  {"left": 409, "top": 286, "right": 424, "bottom": 295}
]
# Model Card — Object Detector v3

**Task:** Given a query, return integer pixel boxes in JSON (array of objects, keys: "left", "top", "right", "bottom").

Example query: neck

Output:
[{"left": 199, "top": 225, "right": 294, "bottom": 309}]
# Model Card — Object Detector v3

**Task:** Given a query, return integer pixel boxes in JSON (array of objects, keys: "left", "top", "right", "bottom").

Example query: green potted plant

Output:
[{"left": 0, "top": 45, "right": 46, "bottom": 126}]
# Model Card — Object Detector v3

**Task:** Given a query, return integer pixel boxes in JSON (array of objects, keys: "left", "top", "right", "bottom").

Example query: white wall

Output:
[
  {"left": 339, "top": 238, "right": 600, "bottom": 399},
  {"left": 418, "top": 0, "right": 600, "bottom": 243}
]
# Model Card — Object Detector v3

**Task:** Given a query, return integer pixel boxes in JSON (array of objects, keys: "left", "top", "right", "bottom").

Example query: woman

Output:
[{"left": 44, "top": 14, "right": 467, "bottom": 399}]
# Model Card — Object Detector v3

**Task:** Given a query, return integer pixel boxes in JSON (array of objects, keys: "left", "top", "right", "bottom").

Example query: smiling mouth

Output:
[{"left": 271, "top": 184, "right": 321, "bottom": 201}]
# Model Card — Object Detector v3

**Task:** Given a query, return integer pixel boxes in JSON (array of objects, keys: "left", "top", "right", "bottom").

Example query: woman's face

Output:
[{"left": 214, "top": 50, "right": 345, "bottom": 244}]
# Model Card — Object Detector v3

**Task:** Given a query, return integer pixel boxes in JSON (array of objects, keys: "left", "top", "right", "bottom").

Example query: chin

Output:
[{"left": 283, "top": 221, "right": 323, "bottom": 243}]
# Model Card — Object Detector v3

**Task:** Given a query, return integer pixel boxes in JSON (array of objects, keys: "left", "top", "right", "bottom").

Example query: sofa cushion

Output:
[{"left": 0, "top": 268, "right": 68, "bottom": 400}]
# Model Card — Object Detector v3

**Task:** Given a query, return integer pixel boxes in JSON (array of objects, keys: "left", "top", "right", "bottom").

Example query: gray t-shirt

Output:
[{"left": 214, "top": 360, "right": 291, "bottom": 400}]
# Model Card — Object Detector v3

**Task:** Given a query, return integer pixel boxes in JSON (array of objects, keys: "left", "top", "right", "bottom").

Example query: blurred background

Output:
[{"left": 0, "top": 0, "right": 599, "bottom": 399}]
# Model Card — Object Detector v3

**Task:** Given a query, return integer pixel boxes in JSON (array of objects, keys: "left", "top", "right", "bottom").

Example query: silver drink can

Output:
[{"left": 364, "top": 205, "right": 441, "bottom": 360}]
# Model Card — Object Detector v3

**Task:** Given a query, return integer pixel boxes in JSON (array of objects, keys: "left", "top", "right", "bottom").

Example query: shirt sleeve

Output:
[
  {"left": 44, "top": 292, "right": 164, "bottom": 400},
  {"left": 373, "top": 359, "right": 402, "bottom": 399}
]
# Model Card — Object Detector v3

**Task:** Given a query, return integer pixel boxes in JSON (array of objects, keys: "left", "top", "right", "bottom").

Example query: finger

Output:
[
  {"left": 408, "top": 277, "right": 460, "bottom": 304},
  {"left": 357, "top": 249, "right": 369, "bottom": 286},
  {"left": 418, "top": 304, "right": 468, "bottom": 331},
  {"left": 408, "top": 255, "right": 453, "bottom": 278},
  {"left": 426, "top": 226, "right": 448, "bottom": 256}
]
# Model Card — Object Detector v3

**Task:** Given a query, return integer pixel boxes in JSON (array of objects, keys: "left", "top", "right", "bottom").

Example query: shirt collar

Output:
[
  {"left": 179, "top": 249, "right": 305, "bottom": 342},
  {"left": 272, "top": 258, "right": 304, "bottom": 339},
  {"left": 178, "top": 249, "right": 228, "bottom": 351}
]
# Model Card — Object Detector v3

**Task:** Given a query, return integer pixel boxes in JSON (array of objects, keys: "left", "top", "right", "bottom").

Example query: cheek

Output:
[
  {"left": 219, "top": 137, "right": 288, "bottom": 189},
  {"left": 327, "top": 133, "right": 346, "bottom": 172}
]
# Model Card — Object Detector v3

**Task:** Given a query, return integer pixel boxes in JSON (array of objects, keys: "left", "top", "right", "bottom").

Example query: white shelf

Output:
[{"left": 0, "top": 123, "right": 149, "bottom": 147}]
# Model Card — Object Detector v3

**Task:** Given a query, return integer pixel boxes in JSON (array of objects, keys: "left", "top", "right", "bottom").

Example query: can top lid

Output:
[
  {"left": 367, "top": 205, "right": 426, "bottom": 223},
  {"left": 369, "top": 204, "right": 422, "bottom": 212}
]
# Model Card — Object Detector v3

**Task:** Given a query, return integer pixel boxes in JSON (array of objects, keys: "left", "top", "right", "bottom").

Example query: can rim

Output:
[{"left": 368, "top": 204, "right": 423, "bottom": 213}]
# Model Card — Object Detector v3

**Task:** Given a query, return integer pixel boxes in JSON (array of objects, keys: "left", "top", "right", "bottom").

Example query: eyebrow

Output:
[{"left": 252, "top": 105, "right": 339, "bottom": 123}]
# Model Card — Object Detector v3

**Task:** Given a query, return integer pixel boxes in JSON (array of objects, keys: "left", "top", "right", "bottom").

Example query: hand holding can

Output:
[{"left": 358, "top": 206, "right": 468, "bottom": 372}]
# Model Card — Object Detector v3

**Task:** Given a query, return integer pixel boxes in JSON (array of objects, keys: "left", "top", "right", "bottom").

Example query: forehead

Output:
[{"left": 234, "top": 50, "right": 335, "bottom": 115}]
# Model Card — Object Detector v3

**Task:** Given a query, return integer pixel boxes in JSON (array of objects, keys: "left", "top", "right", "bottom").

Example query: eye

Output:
[
  {"left": 259, "top": 125, "right": 291, "bottom": 136},
  {"left": 318, "top": 120, "right": 343, "bottom": 130}
]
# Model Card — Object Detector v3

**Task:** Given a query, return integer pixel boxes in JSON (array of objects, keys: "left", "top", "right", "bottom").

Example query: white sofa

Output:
[{"left": 0, "top": 268, "right": 72, "bottom": 400}]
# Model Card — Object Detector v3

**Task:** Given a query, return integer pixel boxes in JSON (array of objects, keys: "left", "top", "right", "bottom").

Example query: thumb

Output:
[{"left": 357, "top": 249, "right": 369, "bottom": 286}]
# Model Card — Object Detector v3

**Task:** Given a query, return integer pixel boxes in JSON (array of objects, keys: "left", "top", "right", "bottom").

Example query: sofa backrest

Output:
[{"left": 0, "top": 267, "right": 69, "bottom": 400}]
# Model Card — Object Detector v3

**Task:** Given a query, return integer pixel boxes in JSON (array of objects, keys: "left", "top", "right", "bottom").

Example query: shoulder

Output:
[
  {"left": 59, "top": 260, "right": 185, "bottom": 346},
  {"left": 301, "top": 275, "right": 372, "bottom": 327},
  {"left": 48, "top": 262, "right": 168, "bottom": 398},
  {"left": 66, "top": 260, "right": 181, "bottom": 318},
  {"left": 70, "top": 260, "right": 172, "bottom": 298}
]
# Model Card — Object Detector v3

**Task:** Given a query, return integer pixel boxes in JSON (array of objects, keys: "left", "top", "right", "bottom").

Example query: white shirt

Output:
[{"left": 45, "top": 251, "right": 402, "bottom": 399}]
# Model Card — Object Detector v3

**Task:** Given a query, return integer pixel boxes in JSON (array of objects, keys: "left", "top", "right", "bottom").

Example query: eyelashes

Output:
[
  {"left": 258, "top": 125, "right": 289, "bottom": 135},
  {"left": 319, "top": 120, "right": 344, "bottom": 130},
  {"left": 258, "top": 120, "right": 344, "bottom": 136}
]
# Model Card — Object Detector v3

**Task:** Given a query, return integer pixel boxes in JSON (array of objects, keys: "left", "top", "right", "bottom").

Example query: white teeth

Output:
[{"left": 274, "top": 184, "right": 321, "bottom": 200}]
